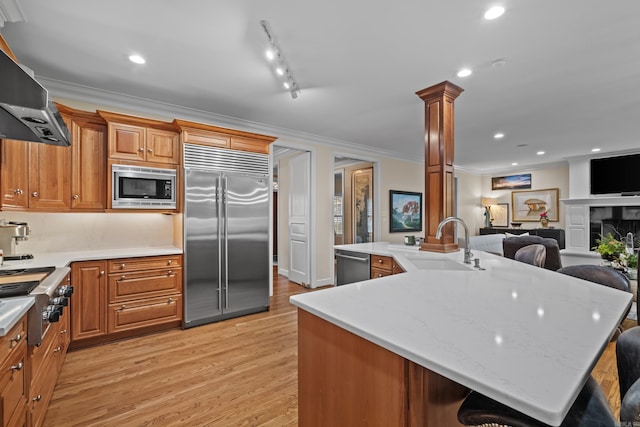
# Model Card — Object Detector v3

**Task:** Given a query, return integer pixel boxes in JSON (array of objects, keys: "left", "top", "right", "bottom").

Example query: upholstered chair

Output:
[
  {"left": 503, "top": 235, "right": 562, "bottom": 271},
  {"left": 458, "top": 326, "right": 640, "bottom": 427},
  {"left": 514, "top": 244, "right": 546, "bottom": 268}
]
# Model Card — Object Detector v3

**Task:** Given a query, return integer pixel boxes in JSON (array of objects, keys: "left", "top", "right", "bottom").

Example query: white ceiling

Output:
[{"left": 2, "top": 0, "right": 639, "bottom": 173}]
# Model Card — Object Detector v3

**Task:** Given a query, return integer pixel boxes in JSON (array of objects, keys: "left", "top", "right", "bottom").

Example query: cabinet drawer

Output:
[
  {"left": 371, "top": 267, "right": 393, "bottom": 279},
  {"left": 108, "top": 295, "right": 182, "bottom": 334},
  {"left": 28, "top": 318, "right": 61, "bottom": 382},
  {"left": 0, "top": 317, "right": 26, "bottom": 367},
  {"left": 108, "top": 255, "right": 181, "bottom": 273},
  {"left": 371, "top": 255, "right": 393, "bottom": 272},
  {"left": 108, "top": 269, "right": 182, "bottom": 303},
  {"left": 29, "top": 350, "right": 58, "bottom": 427},
  {"left": 1, "top": 340, "right": 27, "bottom": 427}
]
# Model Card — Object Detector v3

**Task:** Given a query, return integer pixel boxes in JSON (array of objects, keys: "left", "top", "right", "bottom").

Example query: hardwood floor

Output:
[
  {"left": 43, "top": 269, "right": 631, "bottom": 426},
  {"left": 43, "top": 268, "right": 312, "bottom": 427}
]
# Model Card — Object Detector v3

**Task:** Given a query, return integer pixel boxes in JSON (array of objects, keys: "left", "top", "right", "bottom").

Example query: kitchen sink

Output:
[{"left": 405, "top": 257, "right": 474, "bottom": 271}]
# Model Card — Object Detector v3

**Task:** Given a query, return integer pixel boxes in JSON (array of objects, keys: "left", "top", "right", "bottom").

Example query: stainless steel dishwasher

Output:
[{"left": 335, "top": 250, "right": 370, "bottom": 285}]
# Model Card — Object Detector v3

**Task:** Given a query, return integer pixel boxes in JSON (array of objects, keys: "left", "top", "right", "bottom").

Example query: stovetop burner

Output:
[{"left": 0, "top": 266, "right": 56, "bottom": 298}]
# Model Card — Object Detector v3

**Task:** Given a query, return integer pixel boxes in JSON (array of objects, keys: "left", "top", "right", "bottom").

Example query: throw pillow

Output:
[{"left": 505, "top": 232, "right": 530, "bottom": 238}]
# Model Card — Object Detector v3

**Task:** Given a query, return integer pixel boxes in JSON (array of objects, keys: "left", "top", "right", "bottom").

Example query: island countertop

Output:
[{"left": 290, "top": 243, "right": 632, "bottom": 426}]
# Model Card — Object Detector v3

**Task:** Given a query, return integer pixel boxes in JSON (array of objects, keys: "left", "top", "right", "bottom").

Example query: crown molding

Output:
[
  {"left": 0, "top": 0, "right": 26, "bottom": 27},
  {"left": 39, "top": 76, "right": 420, "bottom": 164}
]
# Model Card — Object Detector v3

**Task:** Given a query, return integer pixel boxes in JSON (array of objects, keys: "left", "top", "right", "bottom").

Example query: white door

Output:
[{"left": 288, "top": 151, "right": 311, "bottom": 286}]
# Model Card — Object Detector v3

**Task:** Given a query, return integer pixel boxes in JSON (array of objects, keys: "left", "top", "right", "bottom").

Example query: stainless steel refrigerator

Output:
[{"left": 183, "top": 144, "right": 270, "bottom": 328}]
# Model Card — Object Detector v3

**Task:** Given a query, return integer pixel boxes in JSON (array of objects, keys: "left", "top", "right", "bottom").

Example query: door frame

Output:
[{"left": 271, "top": 143, "right": 317, "bottom": 288}]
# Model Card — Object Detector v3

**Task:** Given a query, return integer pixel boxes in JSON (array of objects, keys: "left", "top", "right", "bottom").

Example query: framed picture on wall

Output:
[
  {"left": 491, "top": 173, "right": 532, "bottom": 190},
  {"left": 389, "top": 190, "right": 422, "bottom": 232},
  {"left": 511, "top": 188, "right": 559, "bottom": 222},
  {"left": 491, "top": 203, "right": 509, "bottom": 227}
]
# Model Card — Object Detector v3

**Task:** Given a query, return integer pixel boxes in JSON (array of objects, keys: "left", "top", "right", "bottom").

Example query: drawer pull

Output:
[
  {"left": 100, "top": 271, "right": 105, "bottom": 276},
  {"left": 120, "top": 263, "right": 126, "bottom": 269},
  {"left": 378, "top": 259, "right": 383, "bottom": 264},
  {"left": 10, "top": 333, "right": 22, "bottom": 346},
  {"left": 167, "top": 260, "right": 172, "bottom": 265},
  {"left": 9, "top": 362, "right": 23, "bottom": 371},
  {"left": 167, "top": 270, "right": 173, "bottom": 276},
  {"left": 120, "top": 275, "right": 127, "bottom": 281},
  {"left": 53, "top": 346, "right": 62, "bottom": 353},
  {"left": 119, "top": 305, "right": 127, "bottom": 311},
  {"left": 60, "top": 329, "right": 67, "bottom": 335},
  {"left": 377, "top": 273, "right": 383, "bottom": 277},
  {"left": 168, "top": 298, "right": 174, "bottom": 304}
]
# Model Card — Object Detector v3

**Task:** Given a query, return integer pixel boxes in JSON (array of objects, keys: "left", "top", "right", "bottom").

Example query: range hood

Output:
[{"left": 0, "top": 49, "right": 70, "bottom": 146}]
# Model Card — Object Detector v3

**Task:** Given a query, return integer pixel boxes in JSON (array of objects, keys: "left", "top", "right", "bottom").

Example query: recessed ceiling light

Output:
[
  {"left": 128, "top": 54, "right": 146, "bottom": 64},
  {"left": 537, "top": 151, "right": 545, "bottom": 155},
  {"left": 484, "top": 6, "right": 505, "bottom": 20},
  {"left": 494, "top": 132, "right": 504, "bottom": 139},
  {"left": 592, "top": 148, "right": 601, "bottom": 152},
  {"left": 457, "top": 68, "right": 472, "bottom": 77},
  {"left": 283, "top": 82, "right": 290, "bottom": 89},
  {"left": 276, "top": 67, "right": 284, "bottom": 76},
  {"left": 511, "top": 162, "right": 518, "bottom": 166},
  {"left": 265, "top": 49, "right": 275, "bottom": 61}
]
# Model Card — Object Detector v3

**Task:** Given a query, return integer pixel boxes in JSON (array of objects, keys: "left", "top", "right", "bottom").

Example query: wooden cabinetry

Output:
[
  {"left": 173, "top": 119, "right": 276, "bottom": 155},
  {"left": 29, "top": 273, "right": 71, "bottom": 427},
  {"left": 0, "top": 106, "right": 107, "bottom": 212},
  {"left": 98, "top": 111, "right": 179, "bottom": 165},
  {"left": 60, "top": 106, "right": 107, "bottom": 211},
  {"left": 1, "top": 138, "right": 71, "bottom": 211},
  {"left": 70, "top": 261, "right": 108, "bottom": 342},
  {"left": 370, "top": 255, "right": 405, "bottom": 279},
  {"left": 0, "top": 315, "right": 28, "bottom": 427},
  {"left": 71, "top": 255, "right": 182, "bottom": 349}
]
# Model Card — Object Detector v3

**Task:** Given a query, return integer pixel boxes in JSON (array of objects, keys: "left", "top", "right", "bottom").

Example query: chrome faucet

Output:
[{"left": 435, "top": 216, "right": 472, "bottom": 264}]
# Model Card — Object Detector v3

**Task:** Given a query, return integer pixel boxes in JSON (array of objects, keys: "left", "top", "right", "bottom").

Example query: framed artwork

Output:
[
  {"left": 511, "top": 188, "right": 559, "bottom": 222},
  {"left": 352, "top": 168, "right": 373, "bottom": 243},
  {"left": 389, "top": 190, "right": 422, "bottom": 232},
  {"left": 491, "top": 173, "right": 532, "bottom": 190},
  {"left": 491, "top": 203, "right": 509, "bottom": 227}
]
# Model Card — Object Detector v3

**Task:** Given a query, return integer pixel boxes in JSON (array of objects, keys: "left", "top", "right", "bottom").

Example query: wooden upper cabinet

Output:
[
  {"left": 29, "top": 141, "right": 71, "bottom": 210},
  {"left": 0, "top": 139, "right": 30, "bottom": 209},
  {"left": 70, "top": 119, "right": 107, "bottom": 210},
  {"left": 99, "top": 111, "right": 179, "bottom": 165},
  {"left": 173, "top": 119, "right": 276, "bottom": 154}
]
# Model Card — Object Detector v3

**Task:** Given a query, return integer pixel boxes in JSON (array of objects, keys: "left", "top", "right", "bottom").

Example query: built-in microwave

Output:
[{"left": 112, "top": 164, "right": 177, "bottom": 209}]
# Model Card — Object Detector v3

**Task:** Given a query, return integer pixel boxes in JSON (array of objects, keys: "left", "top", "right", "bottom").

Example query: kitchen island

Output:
[{"left": 290, "top": 243, "right": 632, "bottom": 426}]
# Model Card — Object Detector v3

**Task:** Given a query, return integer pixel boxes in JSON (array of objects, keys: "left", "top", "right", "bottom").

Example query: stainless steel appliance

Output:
[
  {"left": 183, "top": 144, "right": 270, "bottom": 328},
  {"left": 111, "top": 164, "right": 177, "bottom": 209},
  {"left": 0, "top": 266, "right": 72, "bottom": 345},
  {"left": 335, "top": 249, "right": 370, "bottom": 285},
  {"left": 0, "top": 49, "right": 71, "bottom": 146},
  {"left": 0, "top": 220, "right": 33, "bottom": 260}
]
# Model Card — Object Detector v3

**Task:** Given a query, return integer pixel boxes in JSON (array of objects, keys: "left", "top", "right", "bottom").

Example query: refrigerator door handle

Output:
[
  {"left": 217, "top": 175, "right": 223, "bottom": 312},
  {"left": 223, "top": 175, "right": 229, "bottom": 310}
]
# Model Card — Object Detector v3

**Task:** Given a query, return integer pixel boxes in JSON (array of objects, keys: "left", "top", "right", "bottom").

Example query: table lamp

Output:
[{"left": 481, "top": 197, "right": 498, "bottom": 227}]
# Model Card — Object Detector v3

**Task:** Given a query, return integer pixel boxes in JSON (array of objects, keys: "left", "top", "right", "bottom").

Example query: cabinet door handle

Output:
[
  {"left": 32, "top": 395, "right": 42, "bottom": 402},
  {"left": 60, "top": 329, "right": 67, "bottom": 335},
  {"left": 147, "top": 148, "right": 153, "bottom": 153},
  {"left": 138, "top": 147, "right": 144, "bottom": 152},
  {"left": 13, "top": 188, "right": 23, "bottom": 195},
  {"left": 10, "top": 333, "right": 22, "bottom": 346},
  {"left": 99, "top": 271, "right": 105, "bottom": 276},
  {"left": 73, "top": 194, "right": 79, "bottom": 200},
  {"left": 9, "top": 362, "right": 23, "bottom": 371},
  {"left": 32, "top": 191, "right": 39, "bottom": 197},
  {"left": 53, "top": 346, "right": 62, "bottom": 353}
]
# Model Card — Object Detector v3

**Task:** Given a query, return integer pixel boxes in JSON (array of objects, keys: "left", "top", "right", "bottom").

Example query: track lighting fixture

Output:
[{"left": 260, "top": 20, "right": 300, "bottom": 99}]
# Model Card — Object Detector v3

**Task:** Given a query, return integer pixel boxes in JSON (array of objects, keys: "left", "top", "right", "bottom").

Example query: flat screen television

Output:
[{"left": 590, "top": 153, "right": 640, "bottom": 195}]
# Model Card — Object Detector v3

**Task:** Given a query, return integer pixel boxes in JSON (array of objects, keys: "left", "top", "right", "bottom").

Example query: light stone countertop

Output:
[
  {"left": 291, "top": 242, "right": 632, "bottom": 426},
  {"left": 0, "top": 246, "right": 182, "bottom": 337}
]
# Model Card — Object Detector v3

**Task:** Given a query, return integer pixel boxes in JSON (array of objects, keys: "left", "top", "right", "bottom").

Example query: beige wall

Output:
[
  {"left": 455, "top": 170, "right": 484, "bottom": 237},
  {"left": 480, "top": 163, "right": 570, "bottom": 231}
]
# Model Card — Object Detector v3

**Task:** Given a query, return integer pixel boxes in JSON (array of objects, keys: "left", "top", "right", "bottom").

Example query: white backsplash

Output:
[{"left": 0, "top": 212, "right": 176, "bottom": 254}]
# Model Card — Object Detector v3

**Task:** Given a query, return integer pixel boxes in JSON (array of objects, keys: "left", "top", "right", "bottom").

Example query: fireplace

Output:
[{"left": 589, "top": 206, "right": 640, "bottom": 250}]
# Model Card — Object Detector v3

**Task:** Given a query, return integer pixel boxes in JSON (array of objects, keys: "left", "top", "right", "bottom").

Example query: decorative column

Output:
[{"left": 416, "top": 81, "right": 464, "bottom": 253}]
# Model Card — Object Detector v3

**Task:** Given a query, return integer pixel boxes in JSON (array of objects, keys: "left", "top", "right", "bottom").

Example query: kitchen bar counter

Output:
[{"left": 291, "top": 243, "right": 632, "bottom": 426}]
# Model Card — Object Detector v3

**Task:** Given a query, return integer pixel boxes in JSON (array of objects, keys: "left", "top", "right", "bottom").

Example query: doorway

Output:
[{"left": 334, "top": 156, "right": 375, "bottom": 245}]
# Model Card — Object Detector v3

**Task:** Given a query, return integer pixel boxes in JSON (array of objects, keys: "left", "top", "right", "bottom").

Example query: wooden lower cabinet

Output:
[
  {"left": 0, "top": 315, "right": 28, "bottom": 427},
  {"left": 298, "top": 309, "right": 467, "bottom": 427},
  {"left": 371, "top": 255, "right": 405, "bottom": 279},
  {"left": 28, "top": 293, "right": 70, "bottom": 427},
  {"left": 71, "top": 255, "right": 183, "bottom": 348}
]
